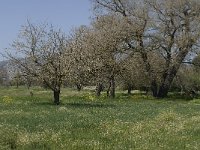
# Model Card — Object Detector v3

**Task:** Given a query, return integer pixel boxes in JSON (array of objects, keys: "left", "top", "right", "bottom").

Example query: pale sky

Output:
[{"left": 0, "top": 0, "right": 92, "bottom": 60}]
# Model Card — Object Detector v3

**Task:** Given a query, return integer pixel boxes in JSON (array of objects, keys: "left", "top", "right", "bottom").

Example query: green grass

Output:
[{"left": 0, "top": 86, "right": 200, "bottom": 150}]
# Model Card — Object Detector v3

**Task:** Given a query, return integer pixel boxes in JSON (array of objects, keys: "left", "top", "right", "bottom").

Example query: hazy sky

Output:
[{"left": 0, "top": 0, "right": 92, "bottom": 60}]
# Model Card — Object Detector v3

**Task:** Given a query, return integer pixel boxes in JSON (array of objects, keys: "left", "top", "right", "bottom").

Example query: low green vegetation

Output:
[{"left": 0, "top": 87, "right": 200, "bottom": 150}]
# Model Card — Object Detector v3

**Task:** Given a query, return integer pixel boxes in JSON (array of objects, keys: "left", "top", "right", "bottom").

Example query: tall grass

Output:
[{"left": 0, "top": 86, "right": 199, "bottom": 149}]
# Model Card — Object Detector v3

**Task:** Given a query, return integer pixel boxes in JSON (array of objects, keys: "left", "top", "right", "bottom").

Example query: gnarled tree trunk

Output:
[
  {"left": 157, "top": 67, "right": 177, "bottom": 98},
  {"left": 156, "top": 47, "right": 191, "bottom": 98}
]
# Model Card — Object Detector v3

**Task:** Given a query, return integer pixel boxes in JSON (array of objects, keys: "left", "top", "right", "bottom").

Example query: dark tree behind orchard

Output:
[
  {"left": 7, "top": 22, "right": 72, "bottom": 105},
  {"left": 93, "top": 0, "right": 200, "bottom": 98}
]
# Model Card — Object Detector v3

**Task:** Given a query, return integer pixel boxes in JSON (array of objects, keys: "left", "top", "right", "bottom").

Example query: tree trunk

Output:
[
  {"left": 76, "top": 83, "right": 82, "bottom": 91},
  {"left": 157, "top": 84, "right": 170, "bottom": 98},
  {"left": 107, "top": 81, "right": 111, "bottom": 97},
  {"left": 27, "top": 81, "right": 32, "bottom": 90},
  {"left": 157, "top": 66, "right": 178, "bottom": 98},
  {"left": 127, "top": 83, "right": 132, "bottom": 95},
  {"left": 109, "top": 76, "right": 115, "bottom": 98},
  {"left": 96, "top": 83, "right": 103, "bottom": 97},
  {"left": 16, "top": 80, "right": 19, "bottom": 88},
  {"left": 53, "top": 90, "right": 60, "bottom": 105},
  {"left": 151, "top": 80, "right": 158, "bottom": 97},
  {"left": 140, "top": 47, "right": 159, "bottom": 97}
]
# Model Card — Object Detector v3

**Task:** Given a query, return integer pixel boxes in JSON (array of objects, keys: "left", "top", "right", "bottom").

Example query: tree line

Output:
[{"left": 4, "top": 0, "right": 200, "bottom": 105}]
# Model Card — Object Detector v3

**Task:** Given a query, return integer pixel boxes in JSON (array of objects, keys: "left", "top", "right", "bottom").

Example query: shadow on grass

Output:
[
  {"left": 165, "top": 92, "right": 199, "bottom": 101},
  {"left": 32, "top": 101, "right": 116, "bottom": 108},
  {"left": 66, "top": 102, "right": 116, "bottom": 108},
  {"left": 33, "top": 101, "right": 56, "bottom": 106}
]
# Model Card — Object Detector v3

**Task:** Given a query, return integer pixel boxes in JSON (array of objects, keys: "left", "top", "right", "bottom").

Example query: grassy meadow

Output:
[{"left": 0, "top": 86, "right": 200, "bottom": 150}]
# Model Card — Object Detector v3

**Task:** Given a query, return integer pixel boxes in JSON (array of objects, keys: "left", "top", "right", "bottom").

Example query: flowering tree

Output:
[
  {"left": 93, "top": 0, "right": 200, "bottom": 97},
  {"left": 7, "top": 22, "right": 72, "bottom": 105}
]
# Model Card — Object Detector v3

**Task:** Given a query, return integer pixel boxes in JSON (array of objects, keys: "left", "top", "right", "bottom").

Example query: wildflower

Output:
[{"left": 2, "top": 96, "right": 13, "bottom": 104}]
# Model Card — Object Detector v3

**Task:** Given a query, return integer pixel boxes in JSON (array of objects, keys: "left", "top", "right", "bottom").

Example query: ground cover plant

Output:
[{"left": 0, "top": 86, "right": 200, "bottom": 150}]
